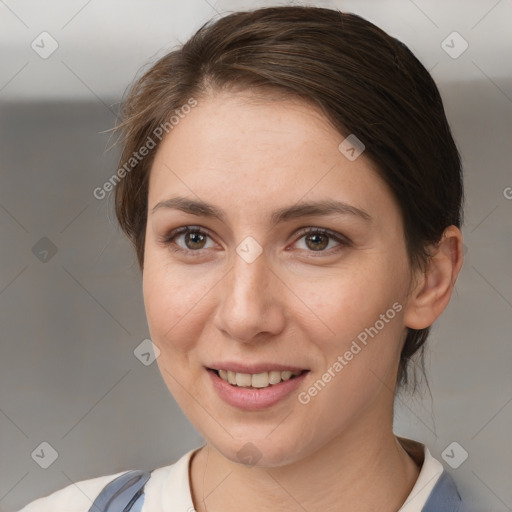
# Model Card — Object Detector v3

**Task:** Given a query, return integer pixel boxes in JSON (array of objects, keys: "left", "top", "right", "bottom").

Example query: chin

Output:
[{"left": 206, "top": 431, "right": 312, "bottom": 469}]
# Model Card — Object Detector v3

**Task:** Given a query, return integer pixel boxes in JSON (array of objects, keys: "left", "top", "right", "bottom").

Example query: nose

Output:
[{"left": 213, "top": 246, "right": 286, "bottom": 344}]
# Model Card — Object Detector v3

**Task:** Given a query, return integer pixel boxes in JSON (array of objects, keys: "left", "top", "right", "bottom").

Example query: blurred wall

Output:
[{"left": 1, "top": 1, "right": 511, "bottom": 510}]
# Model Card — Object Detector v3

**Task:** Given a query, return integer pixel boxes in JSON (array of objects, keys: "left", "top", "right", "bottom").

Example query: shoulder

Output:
[
  {"left": 17, "top": 470, "right": 130, "bottom": 512},
  {"left": 17, "top": 448, "right": 201, "bottom": 512},
  {"left": 397, "top": 437, "right": 467, "bottom": 512},
  {"left": 423, "top": 470, "right": 468, "bottom": 512},
  {"left": 142, "top": 447, "right": 200, "bottom": 510}
]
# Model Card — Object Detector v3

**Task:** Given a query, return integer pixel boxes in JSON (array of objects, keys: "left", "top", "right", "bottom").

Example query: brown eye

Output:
[
  {"left": 293, "top": 228, "right": 349, "bottom": 254},
  {"left": 184, "top": 231, "right": 208, "bottom": 250},
  {"left": 160, "top": 226, "right": 216, "bottom": 255},
  {"left": 304, "top": 233, "right": 329, "bottom": 251}
]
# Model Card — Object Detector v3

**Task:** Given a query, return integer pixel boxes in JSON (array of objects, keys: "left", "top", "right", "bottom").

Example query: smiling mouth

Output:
[{"left": 209, "top": 368, "right": 307, "bottom": 388}]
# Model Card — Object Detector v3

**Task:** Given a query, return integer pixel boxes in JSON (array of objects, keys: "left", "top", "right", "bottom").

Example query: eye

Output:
[
  {"left": 292, "top": 227, "right": 349, "bottom": 254},
  {"left": 159, "top": 226, "right": 216, "bottom": 255},
  {"left": 159, "top": 225, "right": 350, "bottom": 257}
]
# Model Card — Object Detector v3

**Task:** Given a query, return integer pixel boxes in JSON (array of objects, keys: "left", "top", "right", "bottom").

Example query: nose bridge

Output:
[
  {"left": 228, "top": 247, "right": 270, "bottom": 310},
  {"left": 215, "top": 244, "right": 284, "bottom": 341}
]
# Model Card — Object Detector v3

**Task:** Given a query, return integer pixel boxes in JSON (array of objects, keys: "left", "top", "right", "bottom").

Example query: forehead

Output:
[
  {"left": 157, "top": 89, "right": 339, "bottom": 161},
  {"left": 147, "top": 89, "right": 396, "bottom": 223}
]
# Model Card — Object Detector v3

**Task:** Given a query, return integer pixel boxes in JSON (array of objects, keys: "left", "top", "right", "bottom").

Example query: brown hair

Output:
[{"left": 113, "top": 6, "right": 463, "bottom": 390}]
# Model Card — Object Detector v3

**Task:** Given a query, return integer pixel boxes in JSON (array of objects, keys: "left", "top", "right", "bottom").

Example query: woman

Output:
[{"left": 19, "top": 6, "right": 466, "bottom": 511}]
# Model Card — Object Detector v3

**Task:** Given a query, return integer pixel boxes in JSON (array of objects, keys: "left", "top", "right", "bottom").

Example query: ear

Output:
[{"left": 403, "top": 225, "right": 464, "bottom": 330}]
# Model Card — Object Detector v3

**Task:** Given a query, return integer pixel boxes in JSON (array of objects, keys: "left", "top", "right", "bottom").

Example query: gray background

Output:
[{"left": 1, "top": 0, "right": 511, "bottom": 510}]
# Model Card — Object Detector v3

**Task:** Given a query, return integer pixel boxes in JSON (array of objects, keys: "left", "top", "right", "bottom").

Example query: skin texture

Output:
[{"left": 142, "top": 89, "right": 464, "bottom": 511}]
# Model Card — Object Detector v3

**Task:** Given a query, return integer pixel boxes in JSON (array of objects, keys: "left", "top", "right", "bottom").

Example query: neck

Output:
[{"left": 190, "top": 417, "right": 420, "bottom": 512}]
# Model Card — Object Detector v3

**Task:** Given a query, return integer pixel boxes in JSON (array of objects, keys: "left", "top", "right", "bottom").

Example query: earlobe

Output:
[{"left": 403, "top": 226, "right": 464, "bottom": 330}]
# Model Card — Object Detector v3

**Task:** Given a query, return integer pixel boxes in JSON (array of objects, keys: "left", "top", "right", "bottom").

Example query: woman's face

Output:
[{"left": 143, "top": 90, "right": 414, "bottom": 467}]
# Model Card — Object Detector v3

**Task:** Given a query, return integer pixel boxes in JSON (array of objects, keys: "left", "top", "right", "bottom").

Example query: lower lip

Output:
[{"left": 208, "top": 369, "right": 308, "bottom": 411}]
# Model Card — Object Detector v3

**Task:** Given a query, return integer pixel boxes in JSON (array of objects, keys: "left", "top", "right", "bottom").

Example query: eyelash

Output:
[{"left": 158, "top": 226, "right": 350, "bottom": 257}]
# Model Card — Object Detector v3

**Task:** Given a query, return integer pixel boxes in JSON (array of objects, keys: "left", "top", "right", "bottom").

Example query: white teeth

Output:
[
  {"left": 236, "top": 373, "right": 252, "bottom": 387},
  {"left": 215, "top": 369, "right": 303, "bottom": 388},
  {"left": 281, "top": 371, "right": 293, "bottom": 381},
  {"left": 251, "top": 372, "right": 269, "bottom": 388},
  {"left": 268, "top": 371, "right": 282, "bottom": 385}
]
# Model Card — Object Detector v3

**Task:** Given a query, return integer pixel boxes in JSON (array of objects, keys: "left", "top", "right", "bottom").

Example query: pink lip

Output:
[
  {"left": 207, "top": 368, "right": 308, "bottom": 411},
  {"left": 207, "top": 361, "right": 307, "bottom": 374}
]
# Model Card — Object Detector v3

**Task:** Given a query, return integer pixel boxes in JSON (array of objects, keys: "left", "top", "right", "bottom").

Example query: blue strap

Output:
[
  {"left": 88, "top": 470, "right": 152, "bottom": 512},
  {"left": 422, "top": 470, "right": 467, "bottom": 512},
  {"left": 127, "top": 493, "right": 145, "bottom": 512}
]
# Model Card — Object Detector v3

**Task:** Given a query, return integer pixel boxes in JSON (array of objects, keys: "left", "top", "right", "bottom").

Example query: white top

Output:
[{"left": 17, "top": 438, "right": 444, "bottom": 512}]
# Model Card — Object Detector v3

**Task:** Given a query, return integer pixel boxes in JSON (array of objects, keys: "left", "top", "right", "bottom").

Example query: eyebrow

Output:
[{"left": 151, "top": 196, "right": 372, "bottom": 226}]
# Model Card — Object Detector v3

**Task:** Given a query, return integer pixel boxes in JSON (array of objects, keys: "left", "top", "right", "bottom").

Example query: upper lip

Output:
[{"left": 207, "top": 362, "right": 308, "bottom": 374}]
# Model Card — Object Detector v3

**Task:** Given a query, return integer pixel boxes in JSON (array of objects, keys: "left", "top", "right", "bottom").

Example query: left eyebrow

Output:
[
  {"left": 269, "top": 199, "right": 372, "bottom": 227},
  {"left": 151, "top": 196, "right": 372, "bottom": 226}
]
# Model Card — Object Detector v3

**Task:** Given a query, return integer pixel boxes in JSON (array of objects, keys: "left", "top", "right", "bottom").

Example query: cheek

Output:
[
  {"left": 294, "top": 268, "right": 405, "bottom": 435},
  {"left": 290, "top": 254, "right": 408, "bottom": 408},
  {"left": 291, "top": 262, "right": 406, "bottom": 344},
  {"left": 142, "top": 260, "right": 213, "bottom": 402},
  {"left": 142, "top": 255, "right": 212, "bottom": 355}
]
